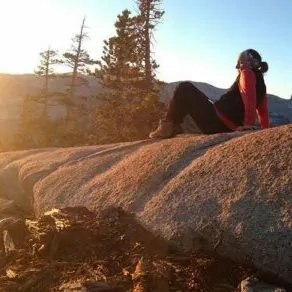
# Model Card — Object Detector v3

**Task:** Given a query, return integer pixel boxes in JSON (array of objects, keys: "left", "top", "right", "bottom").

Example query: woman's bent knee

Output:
[{"left": 177, "top": 81, "right": 194, "bottom": 89}]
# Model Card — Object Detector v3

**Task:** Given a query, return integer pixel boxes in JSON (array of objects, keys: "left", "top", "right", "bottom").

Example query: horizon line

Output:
[{"left": 0, "top": 71, "right": 289, "bottom": 100}]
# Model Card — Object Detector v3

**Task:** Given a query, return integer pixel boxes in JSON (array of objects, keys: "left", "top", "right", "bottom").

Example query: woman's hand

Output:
[{"left": 236, "top": 125, "right": 258, "bottom": 131}]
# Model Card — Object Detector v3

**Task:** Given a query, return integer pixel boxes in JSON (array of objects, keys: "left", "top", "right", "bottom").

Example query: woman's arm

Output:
[
  {"left": 256, "top": 95, "right": 270, "bottom": 128},
  {"left": 239, "top": 68, "right": 257, "bottom": 126}
]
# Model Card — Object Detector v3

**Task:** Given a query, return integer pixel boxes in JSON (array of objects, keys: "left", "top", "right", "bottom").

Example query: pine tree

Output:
[
  {"left": 95, "top": 10, "right": 141, "bottom": 142},
  {"left": 63, "top": 17, "right": 96, "bottom": 119},
  {"left": 35, "top": 48, "right": 60, "bottom": 93},
  {"left": 94, "top": 9, "right": 165, "bottom": 143},
  {"left": 136, "top": 0, "right": 164, "bottom": 90},
  {"left": 97, "top": 10, "right": 141, "bottom": 90},
  {"left": 34, "top": 48, "right": 61, "bottom": 116}
]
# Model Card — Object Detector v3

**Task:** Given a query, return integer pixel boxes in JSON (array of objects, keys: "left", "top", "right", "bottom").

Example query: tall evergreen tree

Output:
[
  {"left": 63, "top": 17, "right": 96, "bottom": 118},
  {"left": 34, "top": 48, "right": 61, "bottom": 116},
  {"left": 95, "top": 10, "right": 141, "bottom": 142},
  {"left": 136, "top": 0, "right": 164, "bottom": 90},
  {"left": 97, "top": 10, "right": 141, "bottom": 91},
  {"left": 94, "top": 9, "right": 165, "bottom": 143},
  {"left": 35, "top": 48, "right": 60, "bottom": 93}
]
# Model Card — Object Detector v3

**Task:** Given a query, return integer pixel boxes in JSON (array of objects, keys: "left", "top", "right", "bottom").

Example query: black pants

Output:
[{"left": 166, "top": 82, "right": 231, "bottom": 134}]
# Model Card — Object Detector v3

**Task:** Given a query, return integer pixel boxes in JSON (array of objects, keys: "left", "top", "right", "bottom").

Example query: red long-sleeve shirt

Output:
[
  {"left": 256, "top": 94, "right": 270, "bottom": 129},
  {"left": 239, "top": 68, "right": 269, "bottom": 128},
  {"left": 215, "top": 68, "right": 269, "bottom": 130}
]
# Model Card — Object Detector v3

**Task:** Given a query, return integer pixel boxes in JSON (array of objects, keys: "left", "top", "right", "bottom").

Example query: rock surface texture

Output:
[{"left": 0, "top": 125, "right": 291, "bottom": 285}]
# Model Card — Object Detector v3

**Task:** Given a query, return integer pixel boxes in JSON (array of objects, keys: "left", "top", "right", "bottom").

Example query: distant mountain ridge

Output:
[{"left": 0, "top": 73, "right": 291, "bottom": 127}]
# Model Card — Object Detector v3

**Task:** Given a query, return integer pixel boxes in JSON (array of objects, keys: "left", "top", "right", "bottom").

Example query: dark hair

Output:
[
  {"left": 248, "top": 49, "right": 269, "bottom": 73},
  {"left": 259, "top": 61, "right": 269, "bottom": 73}
]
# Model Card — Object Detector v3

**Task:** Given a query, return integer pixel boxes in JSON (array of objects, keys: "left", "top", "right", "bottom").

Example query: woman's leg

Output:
[
  {"left": 149, "top": 82, "right": 230, "bottom": 138},
  {"left": 166, "top": 82, "right": 210, "bottom": 125}
]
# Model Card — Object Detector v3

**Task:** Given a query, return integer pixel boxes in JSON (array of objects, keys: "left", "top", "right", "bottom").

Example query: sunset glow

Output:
[{"left": 0, "top": 0, "right": 291, "bottom": 98}]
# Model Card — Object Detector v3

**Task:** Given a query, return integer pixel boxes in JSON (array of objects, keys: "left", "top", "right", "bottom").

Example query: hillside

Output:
[
  {"left": 0, "top": 74, "right": 291, "bottom": 145},
  {"left": 1, "top": 73, "right": 291, "bottom": 122}
]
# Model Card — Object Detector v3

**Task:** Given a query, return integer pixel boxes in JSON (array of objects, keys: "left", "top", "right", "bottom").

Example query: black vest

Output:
[{"left": 214, "top": 70, "right": 266, "bottom": 126}]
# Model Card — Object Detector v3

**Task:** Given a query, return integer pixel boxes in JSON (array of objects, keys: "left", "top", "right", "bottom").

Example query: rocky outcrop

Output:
[{"left": 0, "top": 125, "right": 291, "bottom": 284}]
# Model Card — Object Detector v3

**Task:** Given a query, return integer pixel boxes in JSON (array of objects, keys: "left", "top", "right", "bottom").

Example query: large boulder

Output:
[{"left": 0, "top": 125, "right": 291, "bottom": 284}]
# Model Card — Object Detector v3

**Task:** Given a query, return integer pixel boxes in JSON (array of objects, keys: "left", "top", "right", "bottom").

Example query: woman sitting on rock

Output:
[{"left": 149, "top": 49, "right": 270, "bottom": 139}]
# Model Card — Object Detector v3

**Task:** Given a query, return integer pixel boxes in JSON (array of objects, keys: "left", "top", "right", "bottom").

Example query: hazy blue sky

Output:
[{"left": 1, "top": 0, "right": 291, "bottom": 98}]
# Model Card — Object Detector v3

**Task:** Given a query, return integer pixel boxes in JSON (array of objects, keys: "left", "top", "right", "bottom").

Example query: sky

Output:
[{"left": 0, "top": 0, "right": 291, "bottom": 99}]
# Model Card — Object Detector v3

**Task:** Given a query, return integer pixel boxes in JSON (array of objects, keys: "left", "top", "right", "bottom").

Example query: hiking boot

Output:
[{"left": 149, "top": 119, "right": 174, "bottom": 139}]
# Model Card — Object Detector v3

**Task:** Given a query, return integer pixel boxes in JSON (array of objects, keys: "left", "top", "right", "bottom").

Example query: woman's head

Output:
[{"left": 236, "top": 49, "right": 269, "bottom": 73}]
